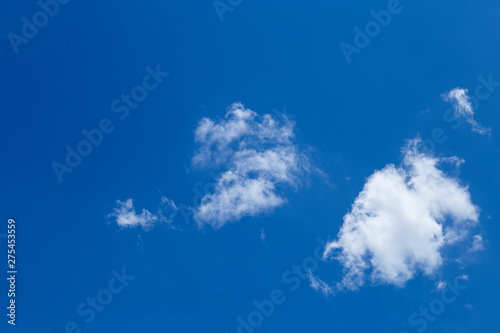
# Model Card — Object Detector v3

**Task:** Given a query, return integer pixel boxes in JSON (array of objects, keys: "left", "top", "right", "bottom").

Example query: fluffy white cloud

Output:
[
  {"left": 109, "top": 197, "right": 178, "bottom": 230},
  {"left": 442, "top": 87, "right": 491, "bottom": 135},
  {"left": 192, "top": 102, "right": 309, "bottom": 229},
  {"left": 317, "top": 139, "right": 479, "bottom": 293}
]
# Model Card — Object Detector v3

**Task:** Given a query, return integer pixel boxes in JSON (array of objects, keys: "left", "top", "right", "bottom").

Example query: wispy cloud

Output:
[
  {"left": 109, "top": 197, "right": 178, "bottom": 230},
  {"left": 314, "top": 138, "right": 480, "bottom": 294},
  {"left": 442, "top": 87, "right": 491, "bottom": 136},
  {"left": 308, "top": 270, "right": 334, "bottom": 296},
  {"left": 435, "top": 281, "right": 447, "bottom": 291},
  {"left": 469, "top": 234, "right": 485, "bottom": 252},
  {"left": 192, "top": 102, "right": 310, "bottom": 229}
]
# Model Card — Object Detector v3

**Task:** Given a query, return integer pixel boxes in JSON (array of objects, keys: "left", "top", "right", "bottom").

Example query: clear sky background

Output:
[{"left": 1, "top": 0, "right": 500, "bottom": 332}]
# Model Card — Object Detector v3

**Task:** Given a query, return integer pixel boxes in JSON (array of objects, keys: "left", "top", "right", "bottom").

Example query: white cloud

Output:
[
  {"left": 308, "top": 270, "right": 334, "bottom": 296},
  {"left": 436, "top": 281, "right": 447, "bottom": 291},
  {"left": 318, "top": 138, "right": 479, "bottom": 293},
  {"left": 192, "top": 102, "right": 309, "bottom": 229},
  {"left": 192, "top": 102, "right": 294, "bottom": 168},
  {"left": 469, "top": 234, "right": 485, "bottom": 252},
  {"left": 442, "top": 87, "right": 491, "bottom": 135},
  {"left": 109, "top": 197, "right": 178, "bottom": 230}
]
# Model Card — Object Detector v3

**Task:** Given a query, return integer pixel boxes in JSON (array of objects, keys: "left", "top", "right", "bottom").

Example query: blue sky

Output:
[{"left": 1, "top": 0, "right": 500, "bottom": 332}]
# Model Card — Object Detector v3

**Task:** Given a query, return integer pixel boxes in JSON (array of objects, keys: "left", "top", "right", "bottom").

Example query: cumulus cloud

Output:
[
  {"left": 442, "top": 87, "right": 491, "bottom": 135},
  {"left": 109, "top": 197, "right": 178, "bottom": 230},
  {"left": 315, "top": 138, "right": 479, "bottom": 294},
  {"left": 192, "top": 102, "right": 309, "bottom": 229}
]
